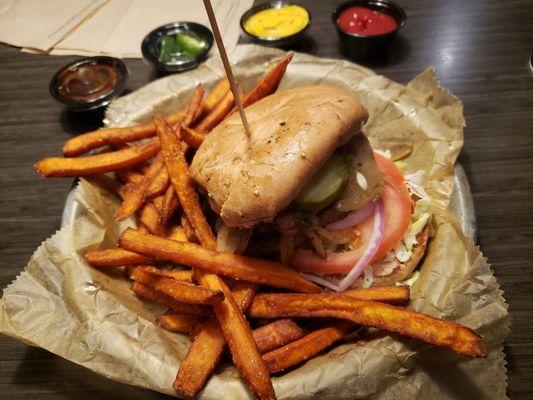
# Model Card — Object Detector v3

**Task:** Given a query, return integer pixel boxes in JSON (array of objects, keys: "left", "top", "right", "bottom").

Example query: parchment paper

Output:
[{"left": 0, "top": 45, "right": 509, "bottom": 399}]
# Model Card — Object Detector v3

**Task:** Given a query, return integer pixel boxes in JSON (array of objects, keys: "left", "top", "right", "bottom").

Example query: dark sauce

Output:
[{"left": 57, "top": 62, "right": 119, "bottom": 102}]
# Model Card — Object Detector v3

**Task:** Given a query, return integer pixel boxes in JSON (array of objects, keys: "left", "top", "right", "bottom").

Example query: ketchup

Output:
[{"left": 337, "top": 6, "right": 397, "bottom": 36}]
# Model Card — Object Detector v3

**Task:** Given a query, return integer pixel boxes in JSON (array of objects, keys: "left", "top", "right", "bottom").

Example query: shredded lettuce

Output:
[
  {"left": 373, "top": 149, "right": 392, "bottom": 159},
  {"left": 391, "top": 201, "right": 431, "bottom": 283},
  {"left": 404, "top": 169, "right": 429, "bottom": 199},
  {"left": 397, "top": 270, "right": 420, "bottom": 286},
  {"left": 393, "top": 240, "right": 411, "bottom": 263},
  {"left": 395, "top": 160, "right": 407, "bottom": 170}
]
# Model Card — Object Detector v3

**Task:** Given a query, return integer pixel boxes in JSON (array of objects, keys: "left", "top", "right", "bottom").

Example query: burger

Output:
[{"left": 191, "top": 85, "right": 430, "bottom": 291}]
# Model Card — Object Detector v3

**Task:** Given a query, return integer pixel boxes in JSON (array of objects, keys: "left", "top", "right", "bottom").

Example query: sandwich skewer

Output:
[{"left": 202, "top": 0, "right": 252, "bottom": 139}]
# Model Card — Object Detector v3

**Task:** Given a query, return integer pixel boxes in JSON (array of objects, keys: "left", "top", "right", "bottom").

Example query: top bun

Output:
[{"left": 190, "top": 85, "right": 368, "bottom": 227}]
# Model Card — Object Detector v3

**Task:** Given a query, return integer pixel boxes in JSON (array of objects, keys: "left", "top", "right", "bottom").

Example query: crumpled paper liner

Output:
[{"left": 1, "top": 45, "right": 509, "bottom": 399}]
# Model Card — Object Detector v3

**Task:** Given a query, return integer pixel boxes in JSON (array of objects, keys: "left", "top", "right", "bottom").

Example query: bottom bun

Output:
[{"left": 370, "top": 225, "right": 430, "bottom": 287}]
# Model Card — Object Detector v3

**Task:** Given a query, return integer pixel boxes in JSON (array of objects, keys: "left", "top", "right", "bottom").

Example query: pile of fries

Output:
[{"left": 35, "top": 54, "right": 486, "bottom": 400}]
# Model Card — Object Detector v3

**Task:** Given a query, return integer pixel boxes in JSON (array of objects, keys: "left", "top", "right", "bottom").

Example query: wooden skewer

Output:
[{"left": 202, "top": 0, "right": 252, "bottom": 138}]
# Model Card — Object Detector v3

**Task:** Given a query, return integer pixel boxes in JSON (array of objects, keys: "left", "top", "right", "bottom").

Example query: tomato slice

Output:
[
  {"left": 370, "top": 152, "right": 412, "bottom": 259},
  {"left": 290, "top": 153, "right": 412, "bottom": 274},
  {"left": 374, "top": 152, "right": 405, "bottom": 187}
]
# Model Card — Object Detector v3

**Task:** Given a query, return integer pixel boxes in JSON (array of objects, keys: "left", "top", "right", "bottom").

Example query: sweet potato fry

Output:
[
  {"left": 130, "top": 267, "right": 223, "bottom": 305},
  {"left": 119, "top": 228, "right": 320, "bottom": 293},
  {"left": 165, "top": 225, "right": 188, "bottom": 242},
  {"left": 183, "top": 84, "right": 205, "bottom": 127},
  {"left": 61, "top": 84, "right": 203, "bottom": 157},
  {"left": 156, "top": 111, "right": 273, "bottom": 398},
  {"left": 235, "top": 53, "right": 294, "bottom": 113},
  {"left": 190, "top": 282, "right": 256, "bottom": 343},
  {"left": 85, "top": 248, "right": 150, "bottom": 267},
  {"left": 134, "top": 265, "right": 193, "bottom": 283},
  {"left": 166, "top": 270, "right": 194, "bottom": 282},
  {"left": 173, "top": 281, "right": 258, "bottom": 398},
  {"left": 198, "top": 78, "right": 230, "bottom": 119},
  {"left": 118, "top": 161, "right": 164, "bottom": 204},
  {"left": 180, "top": 126, "right": 205, "bottom": 148},
  {"left": 135, "top": 162, "right": 152, "bottom": 174},
  {"left": 117, "top": 153, "right": 165, "bottom": 220},
  {"left": 341, "top": 285, "right": 410, "bottom": 305},
  {"left": 174, "top": 315, "right": 224, "bottom": 396},
  {"left": 194, "top": 89, "right": 234, "bottom": 133},
  {"left": 117, "top": 168, "right": 144, "bottom": 185},
  {"left": 117, "top": 182, "right": 134, "bottom": 200},
  {"left": 137, "top": 224, "right": 149, "bottom": 234},
  {"left": 262, "top": 321, "right": 354, "bottom": 373},
  {"left": 253, "top": 319, "right": 304, "bottom": 354},
  {"left": 62, "top": 110, "right": 184, "bottom": 157},
  {"left": 155, "top": 110, "right": 231, "bottom": 397},
  {"left": 195, "top": 273, "right": 275, "bottom": 400},
  {"left": 160, "top": 186, "right": 180, "bottom": 224},
  {"left": 131, "top": 282, "right": 210, "bottom": 315},
  {"left": 138, "top": 202, "right": 168, "bottom": 237},
  {"left": 249, "top": 294, "right": 487, "bottom": 357},
  {"left": 154, "top": 117, "right": 217, "bottom": 248},
  {"left": 156, "top": 313, "right": 198, "bottom": 334},
  {"left": 231, "top": 281, "right": 258, "bottom": 312},
  {"left": 180, "top": 215, "right": 197, "bottom": 242},
  {"left": 151, "top": 192, "right": 165, "bottom": 212},
  {"left": 123, "top": 265, "right": 142, "bottom": 279},
  {"left": 156, "top": 108, "right": 211, "bottom": 247},
  {"left": 144, "top": 165, "right": 170, "bottom": 199},
  {"left": 35, "top": 138, "right": 161, "bottom": 177}
]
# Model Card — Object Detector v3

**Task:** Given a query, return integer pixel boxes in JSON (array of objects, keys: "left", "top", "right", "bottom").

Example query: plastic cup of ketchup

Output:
[{"left": 332, "top": 0, "right": 406, "bottom": 62}]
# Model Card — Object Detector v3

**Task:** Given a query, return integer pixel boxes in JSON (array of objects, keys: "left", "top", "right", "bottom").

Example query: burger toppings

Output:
[
  {"left": 295, "top": 180, "right": 432, "bottom": 292},
  {"left": 215, "top": 219, "right": 252, "bottom": 253},
  {"left": 293, "top": 153, "right": 348, "bottom": 213},
  {"left": 325, "top": 200, "right": 376, "bottom": 230},
  {"left": 334, "top": 134, "right": 383, "bottom": 212},
  {"left": 332, "top": 199, "right": 386, "bottom": 291},
  {"left": 191, "top": 84, "right": 429, "bottom": 292},
  {"left": 290, "top": 153, "right": 412, "bottom": 272}
]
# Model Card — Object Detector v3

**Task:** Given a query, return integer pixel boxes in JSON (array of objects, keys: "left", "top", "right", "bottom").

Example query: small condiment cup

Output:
[
  {"left": 141, "top": 22, "right": 214, "bottom": 73},
  {"left": 332, "top": 0, "right": 406, "bottom": 62},
  {"left": 49, "top": 56, "right": 128, "bottom": 112},
  {"left": 240, "top": 1, "right": 311, "bottom": 47}
]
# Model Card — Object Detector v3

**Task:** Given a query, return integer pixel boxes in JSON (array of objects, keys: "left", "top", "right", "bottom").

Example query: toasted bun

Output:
[
  {"left": 372, "top": 226, "right": 430, "bottom": 286},
  {"left": 191, "top": 85, "right": 369, "bottom": 228}
]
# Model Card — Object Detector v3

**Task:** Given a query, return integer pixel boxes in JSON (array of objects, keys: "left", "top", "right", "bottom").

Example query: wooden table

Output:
[{"left": 1, "top": 0, "right": 532, "bottom": 398}]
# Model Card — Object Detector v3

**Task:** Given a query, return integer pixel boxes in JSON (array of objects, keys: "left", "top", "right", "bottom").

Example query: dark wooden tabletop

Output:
[{"left": 1, "top": 0, "right": 532, "bottom": 398}]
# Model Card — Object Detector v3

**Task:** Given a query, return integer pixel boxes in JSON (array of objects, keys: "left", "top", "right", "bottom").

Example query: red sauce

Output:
[{"left": 337, "top": 6, "right": 398, "bottom": 36}]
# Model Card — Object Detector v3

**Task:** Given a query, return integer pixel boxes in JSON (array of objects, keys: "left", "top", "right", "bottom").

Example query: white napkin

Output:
[
  {"left": 0, "top": 0, "right": 108, "bottom": 51},
  {"left": 0, "top": 0, "right": 251, "bottom": 58}
]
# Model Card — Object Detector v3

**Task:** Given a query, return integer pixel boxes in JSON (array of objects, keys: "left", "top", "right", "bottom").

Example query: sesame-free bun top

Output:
[{"left": 190, "top": 85, "right": 369, "bottom": 228}]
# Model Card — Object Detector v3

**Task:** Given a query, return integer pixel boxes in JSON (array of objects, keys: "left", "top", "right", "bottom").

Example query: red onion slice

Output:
[
  {"left": 337, "top": 199, "right": 385, "bottom": 291},
  {"left": 326, "top": 201, "right": 376, "bottom": 230},
  {"left": 301, "top": 200, "right": 385, "bottom": 292},
  {"left": 301, "top": 273, "right": 340, "bottom": 291}
]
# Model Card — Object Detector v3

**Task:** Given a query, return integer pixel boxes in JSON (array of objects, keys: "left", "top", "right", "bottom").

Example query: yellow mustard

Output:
[{"left": 244, "top": 5, "right": 309, "bottom": 38}]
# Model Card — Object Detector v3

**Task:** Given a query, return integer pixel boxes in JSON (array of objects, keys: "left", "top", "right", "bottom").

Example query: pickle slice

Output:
[
  {"left": 157, "top": 33, "right": 207, "bottom": 63},
  {"left": 174, "top": 32, "right": 207, "bottom": 56},
  {"left": 294, "top": 153, "right": 348, "bottom": 214},
  {"left": 158, "top": 36, "right": 175, "bottom": 62}
]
